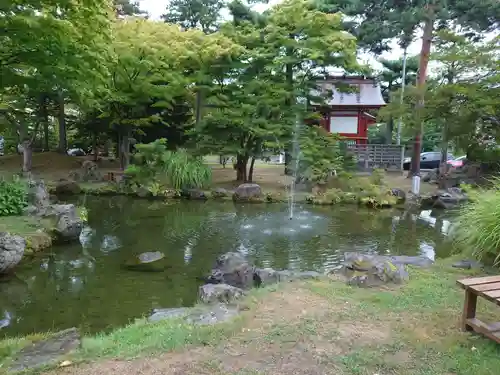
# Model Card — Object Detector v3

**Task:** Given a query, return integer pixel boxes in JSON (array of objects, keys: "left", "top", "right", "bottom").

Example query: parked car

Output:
[
  {"left": 447, "top": 155, "right": 466, "bottom": 168},
  {"left": 67, "top": 148, "right": 86, "bottom": 156},
  {"left": 403, "top": 152, "right": 454, "bottom": 170}
]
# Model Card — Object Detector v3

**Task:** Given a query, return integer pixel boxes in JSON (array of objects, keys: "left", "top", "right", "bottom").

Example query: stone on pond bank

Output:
[
  {"left": 54, "top": 179, "right": 82, "bottom": 196},
  {"left": 0, "top": 233, "right": 26, "bottom": 274},
  {"left": 233, "top": 183, "right": 262, "bottom": 202},
  {"left": 333, "top": 252, "right": 434, "bottom": 287},
  {"left": 9, "top": 327, "right": 80, "bottom": 372},
  {"left": 148, "top": 304, "right": 239, "bottom": 325},
  {"left": 199, "top": 283, "right": 245, "bottom": 304}
]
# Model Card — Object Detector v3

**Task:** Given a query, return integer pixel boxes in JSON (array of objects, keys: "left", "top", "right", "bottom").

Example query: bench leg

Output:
[{"left": 462, "top": 290, "right": 477, "bottom": 331}]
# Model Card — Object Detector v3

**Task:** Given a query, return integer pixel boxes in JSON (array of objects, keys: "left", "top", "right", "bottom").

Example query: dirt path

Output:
[{"left": 45, "top": 283, "right": 403, "bottom": 375}]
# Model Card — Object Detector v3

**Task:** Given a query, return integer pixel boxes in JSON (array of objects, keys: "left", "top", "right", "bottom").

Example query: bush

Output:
[
  {"left": 125, "top": 139, "right": 212, "bottom": 191},
  {"left": 0, "top": 178, "right": 28, "bottom": 216},
  {"left": 453, "top": 179, "right": 500, "bottom": 266}
]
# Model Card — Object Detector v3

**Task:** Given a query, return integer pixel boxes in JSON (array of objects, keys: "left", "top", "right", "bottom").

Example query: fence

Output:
[{"left": 342, "top": 143, "right": 405, "bottom": 172}]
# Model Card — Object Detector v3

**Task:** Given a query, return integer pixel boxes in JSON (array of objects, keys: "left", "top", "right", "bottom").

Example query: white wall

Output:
[{"left": 330, "top": 116, "right": 358, "bottom": 134}]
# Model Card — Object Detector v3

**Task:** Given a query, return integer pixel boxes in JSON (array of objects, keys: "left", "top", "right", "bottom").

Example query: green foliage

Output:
[
  {"left": 298, "top": 126, "right": 344, "bottom": 184},
  {"left": 125, "top": 139, "right": 212, "bottom": 190},
  {"left": 370, "top": 168, "right": 385, "bottom": 185},
  {"left": 162, "top": 0, "right": 224, "bottom": 33},
  {"left": 454, "top": 179, "right": 500, "bottom": 266},
  {"left": 0, "top": 178, "right": 28, "bottom": 216}
]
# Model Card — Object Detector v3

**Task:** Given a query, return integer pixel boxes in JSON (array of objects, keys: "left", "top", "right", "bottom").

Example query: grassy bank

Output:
[{"left": 2, "top": 259, "right": 500, "bottom": 374}]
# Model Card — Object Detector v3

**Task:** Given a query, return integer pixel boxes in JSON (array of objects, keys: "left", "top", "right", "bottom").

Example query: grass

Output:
[
  {"left": 2, "top": 259, "right": 500, "bottom": 375},
  {"left": 453, "top": 181, "right": 500, "bottom": 266},
  {"left": 0, "top": 215, "right": 50, "bottom": 236}
]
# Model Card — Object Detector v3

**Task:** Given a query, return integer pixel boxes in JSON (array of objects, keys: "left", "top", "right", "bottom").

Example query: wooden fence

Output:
[{"left": 343, "top": 143, "right": 405, "bottom": 171}]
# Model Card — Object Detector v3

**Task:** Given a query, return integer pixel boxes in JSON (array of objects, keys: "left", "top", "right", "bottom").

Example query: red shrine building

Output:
[{"left": 312, "top": 76, "right": 386, "bottom": 145}]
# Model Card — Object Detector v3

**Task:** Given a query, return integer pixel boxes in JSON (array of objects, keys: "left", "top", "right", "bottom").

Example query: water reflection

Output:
[{"left": 1, "top": 197, "right": 454, "bottom": 338}]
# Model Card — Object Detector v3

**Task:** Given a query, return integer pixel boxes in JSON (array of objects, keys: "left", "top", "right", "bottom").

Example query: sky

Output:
[{"left": 138, "top": 0, "right": 424, "bottom": 72}]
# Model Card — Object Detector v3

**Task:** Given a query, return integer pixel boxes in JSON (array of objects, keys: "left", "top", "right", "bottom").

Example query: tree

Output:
[
  {"left": 162, "top": 0, "right": 224, "bottom": 33},
  {"left": 378, "top": 56, "right": 419, "bottom": 143},
  {"left": 320, "top": 0, "right": 500, "bottom": 178},
  {"left": 92, "top": 18, "right": 238, "bottom": 169},
  {"left": 0, "top": 0, "right": 112, "bottom": 171},
  {"left": 114, "top": 0, "right": 146, "bottom": 16},
  {"left": 195, "top": 0, "right": 359, "bottom": 182}
]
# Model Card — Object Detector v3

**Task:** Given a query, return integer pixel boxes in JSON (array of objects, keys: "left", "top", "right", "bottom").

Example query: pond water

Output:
[{"left": 0, "top": 197, "right": 454, "bottom": 338}]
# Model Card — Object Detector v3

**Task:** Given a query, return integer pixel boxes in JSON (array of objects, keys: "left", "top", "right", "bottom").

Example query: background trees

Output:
[{"left": 0, "top": 0, "right": 499, "bottom": 186}]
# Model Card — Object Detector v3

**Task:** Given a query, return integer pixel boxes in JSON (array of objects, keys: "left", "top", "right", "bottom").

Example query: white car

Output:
[{"left": 67, "top": 148, "right": 86, "bottom": 156}]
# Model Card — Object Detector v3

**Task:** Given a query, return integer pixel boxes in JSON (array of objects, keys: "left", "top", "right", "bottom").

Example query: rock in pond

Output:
[
  {"left": 181, "top": 189, "right": 207, "bottom": 200},
  {"left": 199, "top": 283, "right": 245, "bottom": 304},
  {"left": 233, "top": 183, "right": 262, "bottom": 202},
  {"left": 0, "top": 233, "right": 26, "bottom": 274},
  {"left": 124, "top": 251, "right": 168, "bottom": 272},
  {"left": 205, "top": 252, "right": 256, "bottom": 289},
  {"left": 421, "top": 187, "right": 468, "bottom": 210},
  {"left": 48, "top": 204, "right": 84, "bottom": 243},
  {"left": 211, "top": 187, "right": 229, "bottom": 198},
  {"left": 253, "top": 268, "right": 321, "bottom": 286},
  {"left": 9, "top": 327, "right": 80, "bottom": 372},
  {"left": 148, "top": 304, "right": 239, "bottom": 326}
]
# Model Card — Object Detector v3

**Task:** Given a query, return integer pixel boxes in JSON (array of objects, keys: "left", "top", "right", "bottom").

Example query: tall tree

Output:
[
  {"left": 196, "top": 0, "right": 359, "bottom": 182},
  {"left": 0, "top": 0, "right": 112, "bottom": 171},
  {"left": 319, "top": 0, "right": 500, "bottom": 179},
  {"left": 162, "top": 0, "right": 224, "bottom": 33},
  {"left": 378, "top": 56, "right": 419, "bottom": 143}
]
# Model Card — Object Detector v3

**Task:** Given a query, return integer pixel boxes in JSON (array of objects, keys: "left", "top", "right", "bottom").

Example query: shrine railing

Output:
[{"left": 341, "top": 143, "right": 405, "bottom": 171}]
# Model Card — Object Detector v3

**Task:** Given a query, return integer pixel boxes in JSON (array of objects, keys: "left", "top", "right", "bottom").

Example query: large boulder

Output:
[
  {"left": 49, "top": 204, "right": 84, "bottom": 243},
  {"left": 0, "top": 233, "right": 26, "bottom": 274},
  {"left": 422, "top": 187, "right": 468, "bottom": 209},
  {"left": 199, "top": 283, "right": 245, "bottom": 304},
  {"left": 338, "top": 252, "right": 410, "bottom": 287},
  {"left": 124, "top": 251, "right": 168, "bottom": 272},
  {"left": 233, "top": 183, "right": 262, "bottom": 202},
  {"left": 54, "top": 179, "right": 81, "bottom": 195},
  {"left": 26, "top": 180, "right": 51, "bottom": 214},
  {"left": 205, "top": 252, "right": 255, "bottom": 289}
]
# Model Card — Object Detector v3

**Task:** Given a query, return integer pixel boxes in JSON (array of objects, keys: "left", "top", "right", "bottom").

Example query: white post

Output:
[
  {"left": 411, "top": 175, "right": 421, "bottom": 195},
  {"left": 396, "top": 47, "right": 408, "bottom": 146}
]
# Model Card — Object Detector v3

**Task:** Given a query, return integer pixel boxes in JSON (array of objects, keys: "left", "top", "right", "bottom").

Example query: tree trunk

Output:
[
  {"left": 92, "top": 132, "right": 99, "bottom": 162},
  {"left": 438, "top": 123, "right": 448, "bottom": 188},
  {"left": 119, "top": 128, "right": 131, "bottom": 170},
  {"left": 22, "top": 140, "right": 33, "bottom": 173},
  {"left": 40, "top": 95, "right": 49, "bottom": 151},
  {"left": 57, "top": 90, "right": 67, "bottom": 153},
  {"left": 235, "top": 154, "right": 248, "bottom": 182},
  {"left": 410, "top": 5, "right": 435, "bottom": 178},
  {"left": 386, "top": 116, "right": 394, "bottom": 144},
  {"left": 248, "top": 157, "right": 256, "bottom": 182}
]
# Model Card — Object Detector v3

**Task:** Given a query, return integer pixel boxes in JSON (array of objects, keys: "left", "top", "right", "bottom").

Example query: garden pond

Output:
[{"left": 1, "top": 196, "right": 454, "bottom": 338}]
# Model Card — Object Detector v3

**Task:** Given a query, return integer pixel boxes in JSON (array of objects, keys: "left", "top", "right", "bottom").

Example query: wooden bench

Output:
[{"left": 457, "top": 275, "right": 500, "bottom": 343}]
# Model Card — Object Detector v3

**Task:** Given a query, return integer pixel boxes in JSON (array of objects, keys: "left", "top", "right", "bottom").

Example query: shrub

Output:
[
  {"left": 453, "top": 178, "right": 500, "bottom": 266},
  {"left": 0, "top": 178, "right": 28, "bottom": 216},
  {"left": 125, "top": 139, "right": 212, "bottom": 190}
]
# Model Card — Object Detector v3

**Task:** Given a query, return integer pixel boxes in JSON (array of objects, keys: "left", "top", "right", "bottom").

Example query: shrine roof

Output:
[{"left": 312, "top": 76, "right": 386, "bottom": 107}]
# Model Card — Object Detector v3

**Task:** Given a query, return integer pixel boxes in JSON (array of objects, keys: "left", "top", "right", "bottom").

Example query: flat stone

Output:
[
  {"left": 9, "top": 328, "right": 80, "bottom": 372},
  {"left": 147, "top": 304, "right": 239, "bottom": 326},
  {"left": 199, "top": 283, "right": 245, "bottom": 304},
  {"left": 389, "top": 255, "right": 434, "bottom": 268},
  {"left": 148, "top": 307, "right": 189, "bottom": 323},
  {"left": 452, "top": 259, "right": 483, "bottom": 270},
  {"left": 186, "top": 304, "right": 239, "bottom": 325}
]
